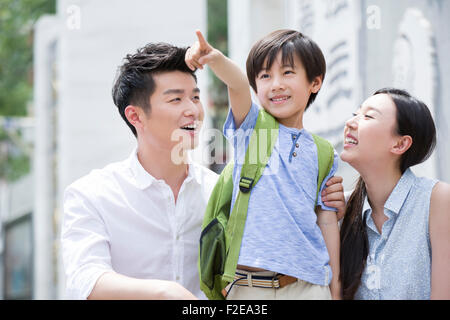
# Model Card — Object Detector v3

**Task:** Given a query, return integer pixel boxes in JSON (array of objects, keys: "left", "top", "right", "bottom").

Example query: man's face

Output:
[{"left": 139, "top": 71, "right": 204, "bottom": 153}]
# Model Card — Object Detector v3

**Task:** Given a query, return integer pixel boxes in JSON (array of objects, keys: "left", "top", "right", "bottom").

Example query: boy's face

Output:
[
  {"left": 255, "top": 51, "right": 322, "bottom": 129},
  {"left": 138, "top": 70, "right": 204, "bottom": 152}
]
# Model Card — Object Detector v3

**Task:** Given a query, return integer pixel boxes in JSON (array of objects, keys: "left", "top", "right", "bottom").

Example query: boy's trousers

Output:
[{"left": 225, "top": 269, "right": 331, "bottom": 300}]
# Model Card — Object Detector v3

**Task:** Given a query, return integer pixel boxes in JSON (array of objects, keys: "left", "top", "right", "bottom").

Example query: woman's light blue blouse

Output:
[{"left": 355, "top": 168, "right": 438, "bottom": 300}]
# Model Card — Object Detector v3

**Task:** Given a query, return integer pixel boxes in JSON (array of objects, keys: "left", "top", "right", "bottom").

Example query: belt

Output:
[{"left": 222, "top": 271, "right": 298, "bottom": 297}]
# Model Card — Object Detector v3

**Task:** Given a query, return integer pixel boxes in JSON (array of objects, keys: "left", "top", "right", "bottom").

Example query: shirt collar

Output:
[
  {"left": 128, "top": 149, "right": 203, "bottom": 190},
  {"left": 128, "top": 148, "right": 156, "bottom": 189},
  {"left": 362, "top": 168, "right": 415, "bottom": 215},
  {"left": 185, "top": 152, "right": 204, "bottom": 186},
  {"left": 383, "top": 168, "right": 415, "bottom": 214},
  {"left": 362, "top": 196, "right": 372, "bottom": 215}
]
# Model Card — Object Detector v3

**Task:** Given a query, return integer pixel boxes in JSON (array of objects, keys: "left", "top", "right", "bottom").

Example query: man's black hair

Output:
[{"left": 112, "top": 43, "right": 197, "bottom": 137}]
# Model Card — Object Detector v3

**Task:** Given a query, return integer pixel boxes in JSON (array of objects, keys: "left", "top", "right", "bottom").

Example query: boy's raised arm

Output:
[{"left": 186, "top": 30, "right": 251, "bottom": 128}]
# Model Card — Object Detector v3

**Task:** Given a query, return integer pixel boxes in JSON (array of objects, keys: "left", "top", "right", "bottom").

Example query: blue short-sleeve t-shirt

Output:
[{"left": 223, "top": 102, "right": 338, "bottom": 286}]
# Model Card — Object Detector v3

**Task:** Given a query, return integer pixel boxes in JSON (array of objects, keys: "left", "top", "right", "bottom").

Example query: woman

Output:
[{"left": 339, "top": 88, "right": 450, "bottom": 299}]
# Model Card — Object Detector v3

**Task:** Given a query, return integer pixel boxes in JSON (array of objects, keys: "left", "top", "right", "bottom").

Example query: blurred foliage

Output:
[
  {"left": 0, "top": 0, "right": 56, "bottom": 116},
  {"left": 0, "top": 145, "right": 30, "bottom": 182},
  {"left": 0, "top": 0, "right": 55, "bottom": 182},
  {"left": 207, "top": 0, "right": 228, "bottom": 109},
  {"left": 207, "top": 0, "right": 230, "bottom": 173},
  {"left": 0, "top": 125, "right": 32, "bottom": 182}
]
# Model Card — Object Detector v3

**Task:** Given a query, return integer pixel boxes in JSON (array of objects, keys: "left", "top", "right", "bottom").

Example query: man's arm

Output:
[
  {"left": 185, "top": 30, "right": 251, "bottom": 128},
  {"left": 62, "top": 187, "right": 197, "bottom": 300},
  {"left": 316, "top": 209, "right": 341, "bottom": 300},
  {"left": 88, "top": 272, "right": 197, "bottom": 300}
]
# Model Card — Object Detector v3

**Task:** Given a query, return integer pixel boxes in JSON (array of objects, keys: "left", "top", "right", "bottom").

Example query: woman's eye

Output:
[
  {"left": 352, "top": 112, "right": 373, "bottom": 119},
  {"left": 284, "top": 70, "right": 294, "bottom": 75},
  {"left": 259, "top": 74, "right": 269, "bottom": 79}
]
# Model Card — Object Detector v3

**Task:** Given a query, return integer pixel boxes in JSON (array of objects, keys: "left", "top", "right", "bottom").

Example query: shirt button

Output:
[
  {"left": 292, "top": 152, "right": 297, "bottom": 157},
  {"left": 295, "top": 143, "right": 299, "bottom": 148},
  {"left": 292, "top": 135, "right": 297, "bottom": 140}
]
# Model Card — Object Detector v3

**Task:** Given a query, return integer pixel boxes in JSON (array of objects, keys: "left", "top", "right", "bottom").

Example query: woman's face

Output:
[{"left": 340, "top": 93, "right": 400, "bottom": 170}]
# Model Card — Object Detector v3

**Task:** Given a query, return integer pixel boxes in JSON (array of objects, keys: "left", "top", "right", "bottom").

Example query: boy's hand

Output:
[
  {"left": 185, "top": 30, "right": 220, "bottom": 71},
  {"left": 186, "top": 30, "right": 251, "bottom": 128},
  {"left": 322, "top": 176, "right": 345, "bottom": 220}
]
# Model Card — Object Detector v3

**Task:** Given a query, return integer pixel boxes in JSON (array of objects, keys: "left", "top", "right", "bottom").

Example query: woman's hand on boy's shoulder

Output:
[{"left": 322, "top": 176, "right": 346, "bottom": 220}]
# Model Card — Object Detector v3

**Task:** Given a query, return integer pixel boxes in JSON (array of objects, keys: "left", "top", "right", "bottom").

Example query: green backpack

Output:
[{"left": 199, "top": 108, "right": 334, "bottom": 300}]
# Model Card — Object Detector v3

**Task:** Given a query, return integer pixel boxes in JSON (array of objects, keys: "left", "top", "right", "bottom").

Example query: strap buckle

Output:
[{"left": 239, "top": 177, "right": 254, "bottom": 193}]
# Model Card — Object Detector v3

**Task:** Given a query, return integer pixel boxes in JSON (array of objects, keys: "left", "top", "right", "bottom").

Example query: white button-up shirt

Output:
[{"left": 61, "top": 150, "right": 218, "bottom": 299}]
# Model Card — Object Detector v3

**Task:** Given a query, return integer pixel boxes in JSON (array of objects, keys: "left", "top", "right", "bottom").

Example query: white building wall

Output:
[
  {"left": 33, "top": 15, "right": 60, "bottom": 300},
  {"left": 228, "top": 0, "right": 285, "bottom": 74}
]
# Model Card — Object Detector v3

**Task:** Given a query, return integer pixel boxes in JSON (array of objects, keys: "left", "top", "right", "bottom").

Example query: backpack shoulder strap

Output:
[
  {"left": 201, "top": 161, "right": 234, "bottom": 230},
  {"left": 311, "top": 133, "right": 335, "bottom": 205},
  {"left": 222, "top": 108, "right": 279, "bottom": 282}
]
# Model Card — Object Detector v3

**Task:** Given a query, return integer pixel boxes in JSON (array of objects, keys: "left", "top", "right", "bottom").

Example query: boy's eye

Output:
[
  {"left": 259, "top": 73, "right": 269, "bottom": 79},
  {"left": 192, "top": 96, "right": 200, "bottom": 102},
  {"left": 169, "top": 97, "right": 181, "bottom": 103},
  {"left": 284, "top": 70, "right": 294, "bottom": 75}
]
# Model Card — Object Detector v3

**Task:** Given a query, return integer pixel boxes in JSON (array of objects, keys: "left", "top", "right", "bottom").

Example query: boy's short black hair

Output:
[
  {"left": 112, "top": 43, "right": 197, "bottom": 137},
  {"left": 246, "top": 29, "right": 326, "bottom": 110}
]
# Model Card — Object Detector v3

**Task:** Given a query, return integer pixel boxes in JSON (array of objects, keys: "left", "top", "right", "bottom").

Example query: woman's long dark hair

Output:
[{"left": 339, "top": 88, "right": 437, "bottom": 299}]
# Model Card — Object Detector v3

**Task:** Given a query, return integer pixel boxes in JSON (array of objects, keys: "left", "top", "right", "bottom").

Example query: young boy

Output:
[{"left": 186, "top": 30, "right": 341, "bottom": 299}]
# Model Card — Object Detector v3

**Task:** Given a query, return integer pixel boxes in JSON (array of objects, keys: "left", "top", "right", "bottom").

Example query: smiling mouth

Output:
[
  {"left": 344, "top": 136, "right": 358, "bottom": 145},
  {"left": 270, "top": 96, "right": 291, "bottom": 103},
  {"left": 180, "top": 124, "right": 197, "bottom": 131}
]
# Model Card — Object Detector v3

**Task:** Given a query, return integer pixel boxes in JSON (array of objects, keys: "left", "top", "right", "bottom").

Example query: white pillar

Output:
[{"left": 33, "top": 15, "right": 61, "bottom": 300}]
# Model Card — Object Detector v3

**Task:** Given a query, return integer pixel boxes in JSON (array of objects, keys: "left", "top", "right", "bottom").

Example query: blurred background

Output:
[{"left": 0, "top": 0, "right": 448, "bottom": 299}]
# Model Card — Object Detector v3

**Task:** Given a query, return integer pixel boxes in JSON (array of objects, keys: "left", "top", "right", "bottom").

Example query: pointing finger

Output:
[{"left": 195, "top": 29, "right": 209, "bottom": 50}]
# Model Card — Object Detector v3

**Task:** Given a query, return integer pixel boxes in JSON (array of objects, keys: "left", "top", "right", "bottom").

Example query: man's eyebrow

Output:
[
  {"left": 163, "top": 88, "right": 200, "bottom": 95},
  {"left": 163, "top": 89, "right": 185, "bottom": 95}
]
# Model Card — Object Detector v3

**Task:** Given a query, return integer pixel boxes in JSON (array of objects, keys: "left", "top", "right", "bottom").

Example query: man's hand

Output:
[
  {"left": 88, "top": 272, "right": 198, "bottom": 300},
  {"left": 322, "top": 176, "right": 346, "bottom": 221},
  {"left": 160, "top": 281, "right": 199, "bottom": 300},
  {"left": 185, "top": 30, "right": 221, "bottom": 71}
]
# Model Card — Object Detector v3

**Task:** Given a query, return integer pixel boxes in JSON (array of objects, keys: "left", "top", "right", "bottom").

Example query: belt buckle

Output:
[{"left": 271, "top": 274, "right": 279, "bottom": 289}]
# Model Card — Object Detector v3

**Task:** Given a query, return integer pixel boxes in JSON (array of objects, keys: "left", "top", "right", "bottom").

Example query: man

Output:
[{"left": 61, "top": 42, "right": 345, "bottom": 300}]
